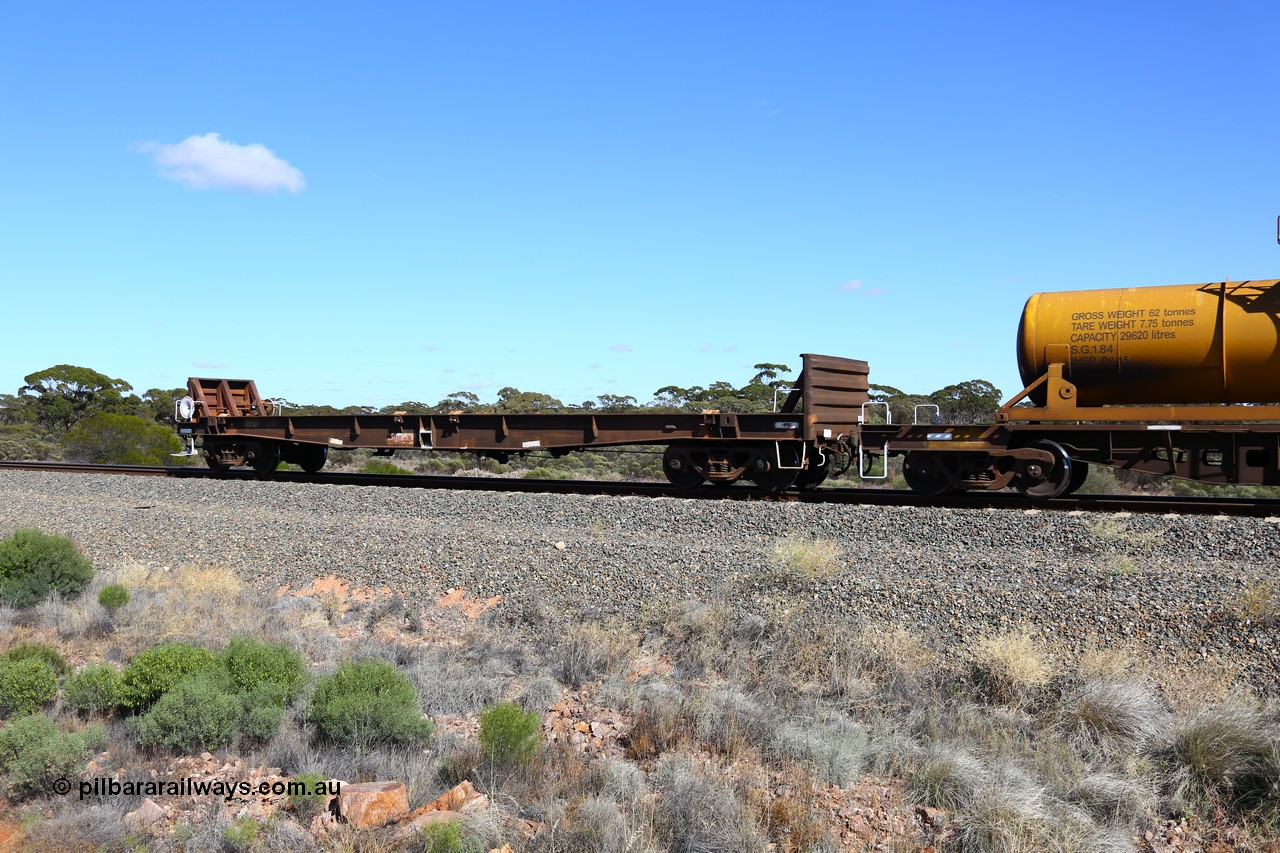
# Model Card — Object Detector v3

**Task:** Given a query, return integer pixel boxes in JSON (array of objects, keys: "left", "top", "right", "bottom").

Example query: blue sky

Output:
[{"left": 3, "top": 2, "right": 1278, "bottom": 408}]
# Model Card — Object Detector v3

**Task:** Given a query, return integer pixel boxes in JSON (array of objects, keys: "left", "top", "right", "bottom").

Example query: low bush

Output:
[
  {"left": 241, "top": 702, "right": 286, "bottom": 743},
  {"left": 0, "top": 528, "right": 94, "bottom": 607},
  {"left": 97, "top": 583, "right": 129, "bottom": 614},
  {"left": 120, "top": 641, "right": 216, "bottom": 710},
  {"left": 422, "top": 819, "right": 485, "bottom": 853},
  {"left": 0, "top": 642, "right": 69, "bottom": 676},
  {"left": 0, "top": 657, "right": 59, "bottom": 717},
  {"left": 309, "top": 658, "right": 434, "bottom": 746},
  {"left": 478, "top": 700, "right": 541, "bottom": 764},
  {"left": 219, "top": 636, "right": 306, "bottom": 702},
  {"left": 222, "top": 816, "right": 260, "bottom": 851},
  {"left": 0, "top": 714, "right": 106, "bottom": 792},
  {"left": 135, "top": 669, "right": 244, "bottom": 751},
  {"left": 359, "top": 459, "right": 409, "bottom": 475},
  {"left": 288, "top": 771, "right": 331, "bottom": 821},
  {"left": 62, "top": 412, "right": 183, "bottom": 466},
  {"left": 63, "top": 663, "right": 123, "bottom": 714}
]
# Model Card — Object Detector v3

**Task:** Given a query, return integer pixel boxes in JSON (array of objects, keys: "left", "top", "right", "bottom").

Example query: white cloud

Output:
[
  {"left": 135, "top": 133, "right": 305, "bottom": 194},
  {"left": 836, "top": 278, "right": 889, "bottom": 297},
  {"left": 609, "top": 344, "right": 633, "bottom": 352}
]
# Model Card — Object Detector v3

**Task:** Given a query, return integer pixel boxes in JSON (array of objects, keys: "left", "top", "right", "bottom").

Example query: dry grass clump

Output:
[
  {"left": 772, "top": 717, "right": 868, "bottom": 786},
  {"left": 16, "top": 802, "right": 131, "bottom": 853},
  {"left": 1061, "top": 681, "right": 1169, "bottom": 757},
  {"left": 555, "top": 621, "right": 637, "bottom": 687},
  {"left": 972, "top": 630, "right": 1052, "bottom": 706},
  {"left": 909, "top": 745, "right": 987, "bottom": 813},
  {"left": 1067, "top": 771, "right": 1157, "bottom": 825},
  {"left": 661, "top": 599, "right": 736, "bottom": 678},
  {"left": 1157, "top": 697, "right": 1280, "bottom": 816},
  {"left": 114, "top": 563, "right": 268, "bottom": 648},
  {"left": 652, "top": 753, "right": 768, "bottom": 852},
  {"left": 1087, "top": 516, "right": 1161, "bottom": 548},
  {"left": 752, "top": 769, "right": 833, "bottom": 853},
  {"left": 546, "top": 795, "right": 633, "bottom": 853},
  {"left": 770, "top": 535, "right": 844, "bottom": 579},
  {"left": 406, "top": 653, "right": 506, "bottom": 717},
  {"left": 837, "top": 622, "right": 935, "bottom": 705},
  {"left": 691, "top": 687, "right": 774, "bottom": 757},
  {"left": 623, "top": 681, "right": 687, "bottom": 761},
  {"left": 1238, "top": 579, "right": 1280, "bottom": 625},
  {"left": 1074, "top": 641, "right": 1140, "bottom": 683}
]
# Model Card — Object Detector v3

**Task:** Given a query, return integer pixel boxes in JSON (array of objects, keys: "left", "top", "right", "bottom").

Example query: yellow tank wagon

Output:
[{"left": 1008, "top": 279, "right": 1280, "bottom": 419}]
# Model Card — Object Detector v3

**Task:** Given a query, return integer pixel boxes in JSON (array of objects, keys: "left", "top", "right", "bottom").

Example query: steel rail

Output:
[{"left": 2, "top": 460, "right": 1277, "bottom": 517}]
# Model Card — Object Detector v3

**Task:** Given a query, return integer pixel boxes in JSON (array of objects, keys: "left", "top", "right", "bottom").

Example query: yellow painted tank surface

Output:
[{"left": 1016, "top": 279, "right": 1280, "bottom": 406}]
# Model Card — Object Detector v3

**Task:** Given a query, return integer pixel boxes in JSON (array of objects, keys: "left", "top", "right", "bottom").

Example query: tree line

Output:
[{"left": 0, "top": 363, "right": 1004, "bottom": 465}]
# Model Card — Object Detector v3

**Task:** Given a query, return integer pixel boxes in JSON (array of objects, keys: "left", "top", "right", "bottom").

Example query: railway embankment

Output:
[
  {"left": 2, "top": 470, "right": 1276, "bottom": 689},
  {"left": 1, "top": 469, "right": 1279, "bottom": 850}
]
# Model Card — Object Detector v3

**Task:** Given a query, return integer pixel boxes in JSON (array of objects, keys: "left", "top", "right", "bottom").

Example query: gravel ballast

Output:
[{"left": 2, "top": 471, "right": 1277, "bottom": 688}]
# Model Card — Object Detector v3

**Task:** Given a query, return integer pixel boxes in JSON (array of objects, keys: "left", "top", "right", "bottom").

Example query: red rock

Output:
[
  {"left": 0, "top": 818, "right": 24, "bottom": 853},
  {"left": 124, "top": 798, "right": 166, "bottom": 834},
  {"left": 337, "top": 781, "right": 409, "bottom": 828},
  {"left": 423, "top": 780, "right": 479, "bottom": 813},
  {"left": 310, "top": 811, "right": 338, "bottom": 837}
]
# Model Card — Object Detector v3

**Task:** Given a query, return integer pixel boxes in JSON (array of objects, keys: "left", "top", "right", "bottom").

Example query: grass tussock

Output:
[
  {"left": 972, "top": 630, "right": 1053, "bottom": 706},
  {"left": 769, "top": 535, "right": 844, "bottom": 579},
  {"left": 1159, "top": 698, "right": 1280, "bottom": 816},
  {"left": 1238, "top": 580, "right": 1280, "bottom": 626}
]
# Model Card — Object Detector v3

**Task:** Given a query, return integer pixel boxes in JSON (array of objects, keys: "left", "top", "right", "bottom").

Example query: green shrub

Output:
[
  {"left": 0, "top": 528, "right": 94, "bottom": 607},
  {"left": 1, "top": 643, "right": 69, "bottom": 676},
  {"left": 0, "top": 714, "right": 106, "bottom": 792},
  {"left": 289, "top": 771, "right": 331, "bottom": 821},
  {"left": 241, "top": 702, "right": 286, "bottom": 743},
  {"left": 219, "top": 637, "right": 306, "bottom": 702},
  {"left": 423, "top": 819, "right": 484, "bottom": 853},
  {"left": 222, "top": 817, "right": 260, "bottom": 851},
  {"left": 63, "top": 664, "right": 123, "bottom": 714},
  {"left": 0, "top": 658, "right": 59, "bottom": 718},
  {"left": 359, "top": 459, "right": 408, "bottom": 475},
  {"left": 309, "top": 659, "right": 434, "bottom": 746},
  {"left": 135, "top": 669, "right": 243, "bottom": 751},
  {"left": 97, "top": 583, "right": 129, "bottom": 614},
  {"left": 62, "top": 413, "right": 183, "bottom": 466},
  {"left": 120, "top": 641, "right": 216, "bottom": 710},
  {"left": 478, "top": 701, "right": 541, "bottom": 764}
]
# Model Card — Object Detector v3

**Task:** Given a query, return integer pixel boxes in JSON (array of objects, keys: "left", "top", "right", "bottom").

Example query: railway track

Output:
[{"left": 3, "top": 459, "right": 1278, "bottom": 518}]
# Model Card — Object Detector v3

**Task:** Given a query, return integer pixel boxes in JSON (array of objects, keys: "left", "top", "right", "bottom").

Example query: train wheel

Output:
[
  {"left": 1065, "top": 459, "right": 1090, "bottom": 495},
  {"left": 902, "top": 452, "right": 956, "bottom": 496},
  {"left": 251, "top": 442, "right": 282, "bottom": 475},
  {"left": 751, "top": 445, "right": 800, "bottom": 491},
  {"left": 1015, "top": 440, "right": 1073, "bottom": 500},
  {"left": 663, "top": 447, "right": 704, "bottom": 488},
  {"left": 205, "top": 453, "right": 226, "bottom": 473},
  {"left": 298, "top": 444, "right": 328, "bottom": 474},
  {"left": 795, "top": 460, "right": 829, "bottom": 489}
]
